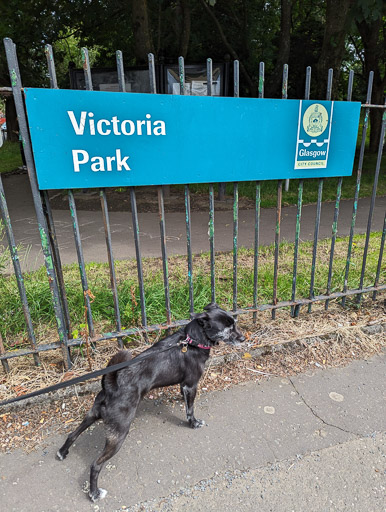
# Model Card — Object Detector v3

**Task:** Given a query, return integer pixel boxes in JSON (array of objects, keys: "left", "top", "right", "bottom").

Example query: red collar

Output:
[{"left": 181, "top": 334, "right": 211, "bottom": 350}]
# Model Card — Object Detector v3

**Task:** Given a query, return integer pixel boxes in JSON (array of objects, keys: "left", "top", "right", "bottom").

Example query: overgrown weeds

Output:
[{"left": 0, "top": 230, "right": 384, "bottom": 350}]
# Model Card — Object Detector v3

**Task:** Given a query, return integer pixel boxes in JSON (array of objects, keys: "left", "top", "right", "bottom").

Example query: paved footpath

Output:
[
  {"left": 1, "top": 173, "right": 386, "bottom": 271},
  {"left": 0, "top": 353, "right": 385, "bottom": 511}
]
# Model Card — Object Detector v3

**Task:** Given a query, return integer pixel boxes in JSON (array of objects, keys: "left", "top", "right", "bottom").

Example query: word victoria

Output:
[{"left": 68, "top": 111, "right": 167, "bottom": 173}]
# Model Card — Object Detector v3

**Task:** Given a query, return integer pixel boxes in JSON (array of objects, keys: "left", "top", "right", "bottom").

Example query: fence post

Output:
[{"left": 3, "top": 38, "right": 71, "bottom": 369}]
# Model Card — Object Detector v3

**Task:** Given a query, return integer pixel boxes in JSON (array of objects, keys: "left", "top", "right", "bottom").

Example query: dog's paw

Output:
[
  {"left": 190, "top": 418, "right": 205, "bottom": 429},
  {"left": 56, "top": 450, "right": 66, "bottom": 461},
  {"left": 89, "top": 488, "right": 108, "bottom": 502}
]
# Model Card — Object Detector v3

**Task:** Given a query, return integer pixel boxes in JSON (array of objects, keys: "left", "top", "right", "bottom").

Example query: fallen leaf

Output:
[{"left": 242, "top": 352, "right": 252, "bottom": 359}]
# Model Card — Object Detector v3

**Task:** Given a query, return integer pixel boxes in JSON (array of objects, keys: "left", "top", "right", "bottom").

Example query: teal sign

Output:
[{"left": 24, "top": 88, "right": 361, "bottom": 190}]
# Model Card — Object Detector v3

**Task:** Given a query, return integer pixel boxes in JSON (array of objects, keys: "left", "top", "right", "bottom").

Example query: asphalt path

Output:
[
  {"left": 0, "top": 353, "right": 385, "bottom": 511},
  {"left": 1, "top": 173, "right": 385, "bottom": 271}
]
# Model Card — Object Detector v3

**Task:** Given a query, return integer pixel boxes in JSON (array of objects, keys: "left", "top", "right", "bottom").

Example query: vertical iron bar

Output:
[
  {"left": 253, "top": 182, "right": 261, "bottom": 323},
  {"left": 3, "top": 38, "right": 71, "bottom": 369},
  {"left": 0, "top": 333, "right": 9, "bottom": 373},
  {"left": 258, "top": 62, "right": 264, "bottom": 98},
  {"left": 100, "top": 190, "right": 123, "bottom": 348},
  {"left": 342, "top": 72, "right": 373, "bottom": 306},
  {"left": 129, "top": 188, "right": 148, "bottom": 328},
  {"left": 206, "top": 58, "right": 213, "bottom": 97},
  {"left": 291, "top": 180, "right": 303, "bottom": 317},
  {"left": 308, "top": 178, "right": 323, "bottom": 313},
  {"left": 325, "top": 177, "right": 343, "bottom": 309},
  {"left": 357, "top": 98, "right": 386, "bottom": 303},
  {"left": 44, "top": 44, "right": 58, "bottom": 89},
  {"left": 81, "top": 47, "right": 93, "bottom": 90},
  {"left": 347, "top": 70, "right": 354, "bottom": 102},
  {"left": 308, "top": 67, "right": 333, "bottom": 313},
  {"left": 0, "top": 175, "right": 39, "bottom": 366},
  {"left": 68, "top": 190, "right": 95, "bottom": 338},
  {"left": 116, "top": 50, "right": 126, "bottom": 92},
  {"left": 178, "top": 56, "right": 185, "bottom": 95},
  {"left": 209, "top": 184, "right": 216, "bottom": 303},
  {"left": 158, "top": 186, "right": 171, "bottom": 324},
  {"left": 282, "top": 64, "right": 290, "bottom": 192},
  {"left": 234, "top": 60, "right": 239, "bottom": 98},
  {"left": 185, "top": 185, "right": 194, "bottom": 316},
  {"left": 41, "top": 190, "right": 71, "bottom": 337},
  {"left": 372, "top": 212, "right": 386, "bottom": 301},
  {"left": 148, "top": 53, "right": 157, "bottom": 93},
  {"left": 272, "top": 180, "right": 283, "bottom": 319},
  {"left": 233, "top": 182, "right": 239, "bottom": 312},
  {"left": 44, "top": 44, "right": 71, "bottom": 338},
  {"left": 305, "top": 66, "right": 311, "bottom": 100}
]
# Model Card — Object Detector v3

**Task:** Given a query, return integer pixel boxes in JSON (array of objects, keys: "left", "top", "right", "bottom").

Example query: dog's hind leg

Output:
[
  {"left": 57, "top": 391, "right": 104, "bottom": 460},
  {"left": 88, "top": 424, "right": 130, "bottom": 502},
  {"left": 181, "top": 384, "right": 205, "bottom": 429}
]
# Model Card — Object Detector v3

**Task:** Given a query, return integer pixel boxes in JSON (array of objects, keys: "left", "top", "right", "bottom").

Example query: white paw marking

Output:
[{"left": 56, "top": 451, "right": 64, "bottom": 461}]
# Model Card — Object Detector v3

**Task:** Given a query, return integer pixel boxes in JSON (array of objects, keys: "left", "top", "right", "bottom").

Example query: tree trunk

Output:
[
  {"left": 266, "top": 0, "right": 292, "bottom": 97},
  {"left": 316, "top": 0, "right": 354, "bottom": 98},
  {"left": 131, "top": 0, "right": 153, "bottom": 63},
  {"left": 179, "top": 0, "right": 191, "bottom": 58},
  {"left": 357, "top": 16, "right": 385, "bottom": 153}
]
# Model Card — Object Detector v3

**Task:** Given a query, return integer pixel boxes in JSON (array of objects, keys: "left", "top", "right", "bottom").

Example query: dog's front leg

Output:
[{"left": 180, "top": 384, "right": 205, "bottom": 428}]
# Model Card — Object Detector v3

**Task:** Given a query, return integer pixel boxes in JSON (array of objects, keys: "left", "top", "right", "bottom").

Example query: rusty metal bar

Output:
[
  {"left": 0, "top": 175, "right": 39, "bottom": 366},
  {"left": 67, "top": 190, "right": 95, "bottom": 338},
  {"left": 272, "top": 180, "right": 283, "bottom": 320},
  {"left": 100, "top": 190, "right": 123, "bottom": 347},
  {"left": 234, "top": 60, "right": 239, "bottom": 97},
  {"left": 129, "top": 188, "right": 147, "bottom": 328},
  {"left": 308, "top": 178, "right": 323, "bottom": 313},
  {"left": 325, "top": 177, "right": 343, "bottom": 310},
  {"left": 148, "top": 52, "right": 157, "bottom": 94},
  {"left": 3, "top": 37, "right": 71, "bottom": 368},
  {"left": 116, "top": 50, "right": 126, "bottom": 92},
  {"left": 157, "top": 186, "right": 171, "bottom": 324},
  {"left": 291, "top": 180, "right": 303, "bottom": 317},
  {"left": 209, "top": 184, "right": 216, "bottom": 303},
  {"left": 253, "top": 182, "right": 261, "bottom": 323},
  {"left": 342, "top": 72, "right": 374, "bottom": 307},
  {"left": 185, "top": 185, "right": 194, "bottom": 316},
  {"left": 207, "top": 58, "right": 213, "bottom": 97},
  {"left": 0, "top": 333, "right": 10, "bottom": 373},
  {"left": 373, "top": 212, "right": 386, "bottom": 301},
  {"left": 178, "top": 56, "right": 185, "bottom": 95},
  {"left": 44, "top": 44, "right": 71, "bottom": 338},
  {"left": 233, "top": 182, "right": 239, "bottom": 312},
  {"left": 357, "top": 98, "right": 386, "bottom": 304},
  {"left": 81, "top": 47, "right": 93, "bottom": 90}
]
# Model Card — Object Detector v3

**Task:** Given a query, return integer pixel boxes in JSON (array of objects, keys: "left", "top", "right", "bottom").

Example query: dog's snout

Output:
[{"left": 237, "top": 334, "right": 246, "bottom": 342}]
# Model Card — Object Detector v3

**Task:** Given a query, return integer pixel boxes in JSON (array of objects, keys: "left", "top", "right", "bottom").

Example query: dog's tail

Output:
[{"left": 102, "top": 350, "right": 132, "bottom": 391}]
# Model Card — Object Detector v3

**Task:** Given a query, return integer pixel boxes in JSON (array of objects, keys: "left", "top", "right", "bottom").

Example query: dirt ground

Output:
[{"left": 0, "top": 298, "right": 384, "bottom": 454}]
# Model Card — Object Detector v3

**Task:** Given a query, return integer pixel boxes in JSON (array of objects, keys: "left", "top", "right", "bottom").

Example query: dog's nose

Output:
[{"left": 238, "top": 335, "right": 246, "bottom": 342}]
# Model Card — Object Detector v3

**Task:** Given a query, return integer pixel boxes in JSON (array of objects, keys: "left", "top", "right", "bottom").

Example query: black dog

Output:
[{"left": 57, "top": 303, "right": 245, "bottom": 502}]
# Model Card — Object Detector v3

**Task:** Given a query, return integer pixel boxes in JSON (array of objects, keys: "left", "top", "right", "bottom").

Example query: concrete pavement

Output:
[
  {"left": 0, "top": 353, "right": 385, "bottom": 511},
  {"left": 1, "top": 173, "right": 386, "bottom": 271}
]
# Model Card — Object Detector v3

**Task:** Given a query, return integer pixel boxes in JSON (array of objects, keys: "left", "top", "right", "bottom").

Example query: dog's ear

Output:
[
  {"left": 192, "top": 311, "right": 209, "bottom": 326},
  {"left": 203, "top": 302, "right": 220, "bottom": 312}
]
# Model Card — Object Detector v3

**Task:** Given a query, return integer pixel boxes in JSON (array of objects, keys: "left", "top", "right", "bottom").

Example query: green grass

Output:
[
  {"left": 0, "top": 141, "right": 23, "bottom": 173},
  {"left": 180, "top": 152, "right": 385, "bottom": 208},
  {"left": 0, "top": 231, "right": 384, "bottom": 349}
]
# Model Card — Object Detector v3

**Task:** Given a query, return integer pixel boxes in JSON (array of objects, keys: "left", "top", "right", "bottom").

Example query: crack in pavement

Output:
[{"left": 288, "top": 377, "right": 361, "bottom": 437}]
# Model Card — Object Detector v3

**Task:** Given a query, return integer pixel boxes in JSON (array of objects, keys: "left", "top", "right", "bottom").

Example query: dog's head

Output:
[{"left": 193, "top": 303, "right": 245, "bottom": 346}]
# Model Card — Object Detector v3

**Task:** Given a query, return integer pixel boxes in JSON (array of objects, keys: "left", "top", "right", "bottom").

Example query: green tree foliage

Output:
[{"left": 0, "top": 1, "right": 384, "bottom": 125}]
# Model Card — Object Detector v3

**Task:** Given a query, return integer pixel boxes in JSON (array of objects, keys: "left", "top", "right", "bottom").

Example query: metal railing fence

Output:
[{"left": 0, "top": 37, "right": 385, "bottom": 374}]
